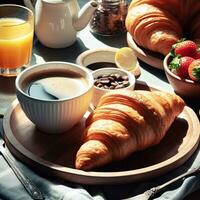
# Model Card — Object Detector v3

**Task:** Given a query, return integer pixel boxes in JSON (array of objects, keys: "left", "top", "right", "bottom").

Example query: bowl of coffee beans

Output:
[{"left": 92, "top": 67, "right": 135, "bottom": 107}]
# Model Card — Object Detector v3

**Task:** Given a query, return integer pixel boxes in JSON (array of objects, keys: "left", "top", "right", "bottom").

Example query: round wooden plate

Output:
[
  {"left": 127, "top": 32, "right": 164, "bottom": 70},
  {"left": 3, "top": 83, "right": 200, "bottom": 185}
]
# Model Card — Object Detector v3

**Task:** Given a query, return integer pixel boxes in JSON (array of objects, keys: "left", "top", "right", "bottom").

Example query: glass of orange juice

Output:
[{"left": 0, "top": 4, "right": 34, "bottom": 77}]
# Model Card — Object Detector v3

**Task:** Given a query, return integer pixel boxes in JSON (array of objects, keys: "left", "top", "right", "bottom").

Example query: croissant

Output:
[
  {"left": 75, "top": 90, "right": 185, "bottom": 170},
  {"left": 126, "top": 0, "right": 200, "bottom": 55}
]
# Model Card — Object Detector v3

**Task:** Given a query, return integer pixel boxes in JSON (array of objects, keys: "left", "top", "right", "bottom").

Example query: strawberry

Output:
[
  {"left": 188, "top": 59, "right": 200, "bottom": 82},
  {"left": 172, "top": 39, "right": 198, "bottom": 58},
  {"left": 195, "top": 52, "right": 200, "bottom": 59},
  {"left": 169, "top": 56, "right": 195, "bottom": 79}
]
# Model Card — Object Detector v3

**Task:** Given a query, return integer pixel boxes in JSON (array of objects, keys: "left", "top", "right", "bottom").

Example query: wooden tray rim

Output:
[{"left": 3, "top": 85, "right": 200, "bottom": 183}]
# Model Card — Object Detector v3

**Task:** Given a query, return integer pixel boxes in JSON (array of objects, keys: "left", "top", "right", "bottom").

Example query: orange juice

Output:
[{"left": 0, "top": 18, "right": 33, "bottom": 69}]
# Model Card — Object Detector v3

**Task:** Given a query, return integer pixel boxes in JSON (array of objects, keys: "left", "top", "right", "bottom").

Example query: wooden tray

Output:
[
  {"left": 3, "top": 83, "right": 200, "bottom": 185},
  {"left": 127, "top": 33, "right": 164, "bottom": 70}
]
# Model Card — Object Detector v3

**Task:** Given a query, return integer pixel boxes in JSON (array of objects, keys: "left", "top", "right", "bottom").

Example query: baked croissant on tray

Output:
[
  {"left": 75, "top": 90, "right": 185, "bottom": 170},
  {"left": 125, "top": 0, "right": 200, "bottom": 55}
]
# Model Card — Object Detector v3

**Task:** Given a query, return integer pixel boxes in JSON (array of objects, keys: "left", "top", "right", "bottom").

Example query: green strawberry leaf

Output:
[
  {"left": 172, "top": 43, "right": 177, "bottom": 51},
  {"left": 192, "top": 66, "right": 200, "bottom": 81},
  {"left": 169, "top": 56, "right": 181, "bottom": 70},
  {"left": 197, "top": 44, "right": 200, "bottom": 53},
  {"left": 170, "top": 49, "right": 175, "bottom": 57}
]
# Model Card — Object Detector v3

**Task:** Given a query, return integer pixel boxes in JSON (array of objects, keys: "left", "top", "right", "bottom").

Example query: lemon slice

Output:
[{"left": 115, "top": 47, "right": 138, "bottom": 71}]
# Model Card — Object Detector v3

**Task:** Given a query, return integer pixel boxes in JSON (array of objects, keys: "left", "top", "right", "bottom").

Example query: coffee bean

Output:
[
  {"left": 100, "top": 78, "right": 110, "bottom": 84},
  {"left": 122, "top": 75, "right": 128, "bottom": 81},
  {"left": 111, "top": 82, "right": 118, "bottom": 87},
  {"left": 94, "top": 72, "right": 130, "bottom": 90},
  {"left": 104, "top": 85, "right": 110, "bottom": 89},
  {"left": 109, "top": 85, "right": 115, "bottom": 89},
  {"left": 108, "top": 76, "right": 115, "bottom": 82},
  {"left": 115, "top": 85, "right": 124, "bottom": 89},
  {"left": 96, "top": 83, "right": 103, "bottom": 88}
]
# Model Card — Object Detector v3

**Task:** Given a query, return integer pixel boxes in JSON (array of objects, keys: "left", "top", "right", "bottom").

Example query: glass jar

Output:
[{"left": 90, "top": 0, "right": 128, "bottom": 36}]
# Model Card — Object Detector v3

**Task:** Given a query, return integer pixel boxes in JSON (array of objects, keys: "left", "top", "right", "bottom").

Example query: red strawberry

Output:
[
  {"left": 195, "top": 52, "right": 200, "bottom": 59},
  {"left": 169, "top": 56, "right": 195, "bottom": 79},
  {"left": 173, "top": 40, "right": 198, "bottom": 58},
  {"left": 188, "top": 59, "right": 200, "bottom": 82}
]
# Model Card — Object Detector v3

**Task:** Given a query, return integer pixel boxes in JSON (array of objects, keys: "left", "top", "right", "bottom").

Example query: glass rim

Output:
[{"left": 0, "top": 4, "right": 34, "bottom": 18}]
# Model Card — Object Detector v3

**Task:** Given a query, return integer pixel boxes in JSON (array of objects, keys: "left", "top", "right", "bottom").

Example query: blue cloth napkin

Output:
[{"left": 0, "top": 139, "right": 200, "bottom": 200}]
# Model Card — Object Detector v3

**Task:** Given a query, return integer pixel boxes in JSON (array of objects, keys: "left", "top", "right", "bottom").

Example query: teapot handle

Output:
[{"left": 23, "top": 0, "right": 35, "bottom": 12}]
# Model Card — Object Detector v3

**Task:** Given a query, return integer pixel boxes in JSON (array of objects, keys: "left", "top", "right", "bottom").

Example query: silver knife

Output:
[{"left": 0, "top": 137, "right": 45, "bottom": 200}]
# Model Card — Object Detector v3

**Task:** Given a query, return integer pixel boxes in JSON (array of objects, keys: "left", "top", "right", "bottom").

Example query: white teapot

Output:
[{"left": 24, "top": 0, "right": 98, "bottom": 48}]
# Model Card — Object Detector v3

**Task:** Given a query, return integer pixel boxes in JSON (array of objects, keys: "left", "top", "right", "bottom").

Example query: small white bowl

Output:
[
  {"left": 76, "top": 47, "right": 141, "bottom": 77},
  {"left": 92, "top": 67, "right": 136, "bottom": 107},
  {"left": 76, "top": 47, "right": 117, "bottom": 71},
  {"left": 15, "top": 62, "right": 94, "bottom": 134}
]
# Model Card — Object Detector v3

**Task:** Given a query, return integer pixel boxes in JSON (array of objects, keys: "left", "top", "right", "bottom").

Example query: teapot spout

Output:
[{"left": 73, "top": 1, "right": 98, "bottom": 31}]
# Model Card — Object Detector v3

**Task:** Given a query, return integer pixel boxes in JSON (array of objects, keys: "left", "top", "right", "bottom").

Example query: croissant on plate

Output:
[
  {"left": 75, "top": 90, "right": 185, "bottom": 170},
  {"left": 125, "top": 0, "right": 200, "bottom": 55}
]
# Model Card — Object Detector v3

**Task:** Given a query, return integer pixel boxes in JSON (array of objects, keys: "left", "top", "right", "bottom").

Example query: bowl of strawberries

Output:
[{"left": 163, "top": 39, "right": 200, "bottom": 100}]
